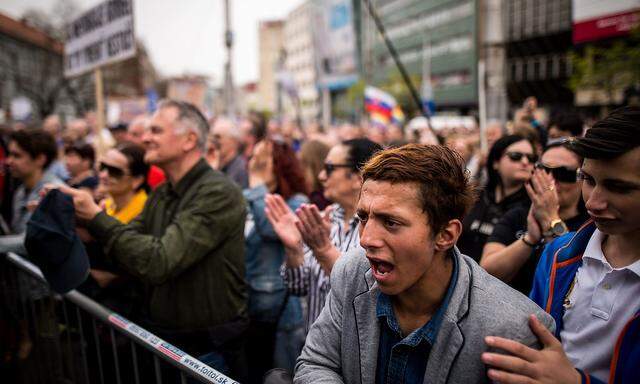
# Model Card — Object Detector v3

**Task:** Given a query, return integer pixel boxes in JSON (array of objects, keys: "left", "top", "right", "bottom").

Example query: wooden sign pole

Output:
[{"left": 94, "top": 67, "right": 107, "bottom": 157}]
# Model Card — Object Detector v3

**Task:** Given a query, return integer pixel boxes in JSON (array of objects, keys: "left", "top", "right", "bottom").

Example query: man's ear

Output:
[
  {"left": 182, "top": 131, "right": 199, "bottom": 152},
  {"left": 434, "top": 219, "right": 462, "bottom": 252},
  {"left": 34, "top": 153, "right": 47, "bottom": 169}
]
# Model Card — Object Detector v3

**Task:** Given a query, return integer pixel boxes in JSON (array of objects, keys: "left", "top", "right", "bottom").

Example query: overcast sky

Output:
[{"left": 0, "top": 0, "right": 303, "bottom": 85}]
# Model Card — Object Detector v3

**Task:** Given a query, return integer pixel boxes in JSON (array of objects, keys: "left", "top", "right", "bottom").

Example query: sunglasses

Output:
[
  {"left": 323, "top": 163, "right": 353, "bottom": 176},
  {"left": 505, "top": 151, "right": 538, "bottom": 163},
  {"left": 99, "top": 162, "right": 128, "bottom": 179},
  {"left": 535, "top": 162, "right": 579, "bottom": 183}
]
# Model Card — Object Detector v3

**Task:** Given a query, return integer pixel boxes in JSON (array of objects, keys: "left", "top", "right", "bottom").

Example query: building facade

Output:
[
  {"left": 0, "top": 11, "right": 159, "bottom": 124},
  {"left": 284, "top": 1, "right": 320, "bottom": 124},
  {"left": 504, "top": 0, "right": 574, "bottom": 110},
  {"left": 258, "top": 20, "right": 285, "bottom": 113},
  {"left": 360, "top": 0, "right": 479, "bottom": 113},
  {"left": 0, "top": 12, "right": 78, "bottom": 122}
]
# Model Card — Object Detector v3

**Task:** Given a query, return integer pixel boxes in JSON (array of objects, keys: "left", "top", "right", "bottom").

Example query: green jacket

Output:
[{"left": 88, "top": 159, "right": 248, "bottom": 331}]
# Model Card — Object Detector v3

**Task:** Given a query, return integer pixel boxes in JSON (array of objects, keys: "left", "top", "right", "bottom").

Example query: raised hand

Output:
[
  {"left": 295, "top": 204, "right": 331, "bottom": 252},
  {"left": 264, "top": 193, "right": 302, "bottom": 254},
  {"left": 525, "top": 168, "right": 560, "bottom": 234},
  {"left": 296, "top": 204, "right": 340, "bottom": 273}
]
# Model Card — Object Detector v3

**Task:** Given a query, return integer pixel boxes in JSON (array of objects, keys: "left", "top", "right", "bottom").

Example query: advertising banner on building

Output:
[
  {"left": 573, "top": 0, "right": 640, "bottom": 43},
  {"left": 64, "top": 0, "right": 136, "bottom": 77},
  {"left": 312, "top": 0, "right": 358, "bottom": 90}
]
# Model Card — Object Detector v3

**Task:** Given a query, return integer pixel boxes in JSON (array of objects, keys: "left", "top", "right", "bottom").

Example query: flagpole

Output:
[
  {"left": 478, "top": 60, "right": 488, "bottom": 153},
  {"left": 362, "top": 0, "right": 429, "bottom": 122},
  {"left": 421, "top": 35, "right": 433, "bottom": 116}
]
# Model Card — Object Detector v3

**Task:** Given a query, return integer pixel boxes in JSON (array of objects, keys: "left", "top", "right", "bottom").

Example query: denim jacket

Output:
[{"left": 244, "top": 185, "right": 306, "bottom": 328}]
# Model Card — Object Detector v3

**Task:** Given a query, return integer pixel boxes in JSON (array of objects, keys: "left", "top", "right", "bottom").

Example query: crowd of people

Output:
[{"left": 0, "top": 96, "right": 638, "bottom": 384}]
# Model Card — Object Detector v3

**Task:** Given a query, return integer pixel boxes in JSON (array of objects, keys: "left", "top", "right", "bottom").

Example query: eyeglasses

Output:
[
  {"left": 505, "top": 151, "right": 538, "bottom": 163},
  {"left": 99, "top": 162, "right": 128, "bottom": 179},
  {"left": 535, "top": 162, "right": 579, "bottom": 183},
  {"left": 323, "top": 163, "right": 353, "bottom": 176}
]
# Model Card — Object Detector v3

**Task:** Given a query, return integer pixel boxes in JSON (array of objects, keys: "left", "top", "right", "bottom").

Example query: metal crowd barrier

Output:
[{"left": 0, "top": 252, "right": 239, "bottom": 384}]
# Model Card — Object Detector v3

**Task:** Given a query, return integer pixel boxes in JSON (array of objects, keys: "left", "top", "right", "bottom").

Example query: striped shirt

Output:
[{"left": 281, "top": 204, "right": 361, "bottom": 332}]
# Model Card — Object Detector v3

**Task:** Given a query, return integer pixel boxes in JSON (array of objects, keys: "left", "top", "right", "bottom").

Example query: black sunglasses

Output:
[
  {"left": 535, "top": 162, "right": 579, "bottom": 183},
  {"left": 323, "top": 163, "right": 353, "bottom": 176},
  {"left": 99, "top": 162, "right": 127, "bottom": 179},
  {"left": 505, "top": 151, "right": 538, "bottom": 163}
]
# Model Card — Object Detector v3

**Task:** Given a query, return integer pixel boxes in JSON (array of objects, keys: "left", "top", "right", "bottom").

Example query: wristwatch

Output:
[{"left": 543, "top": 219, "right": 568, "bottom": 238}]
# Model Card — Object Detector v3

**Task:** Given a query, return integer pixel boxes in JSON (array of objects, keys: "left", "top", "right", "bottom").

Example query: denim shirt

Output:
[
  {"left": 244, "top": 184, "right": 306, "bottom": 327},
  {"left": 375, "top": 254, "right": 459, "bottom": 384}
]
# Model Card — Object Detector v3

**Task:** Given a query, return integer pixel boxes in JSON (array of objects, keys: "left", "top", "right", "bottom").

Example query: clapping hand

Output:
[
  {"left": 295, "top": 204, "right": 339, "bottom": 273},
  {"left": 264, "top": 194, "right": 304, "bottom": 266},
  {"left": 524, "top": 168, "right": 560, "bottom": 242}
]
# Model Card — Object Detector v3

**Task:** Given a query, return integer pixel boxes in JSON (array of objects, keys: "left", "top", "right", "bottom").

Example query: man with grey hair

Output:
[
  {"left": 50, "top": 99, "right": 249, "bottom": 379},
  {"left": 209, "top": 117, "right": 248, "bottom": 188},
  {"left": 126, "top": 114, "right": 149, "bottom": 146}
]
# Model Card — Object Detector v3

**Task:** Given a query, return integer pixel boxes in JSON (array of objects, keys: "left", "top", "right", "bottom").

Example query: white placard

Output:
[{"left": 64, "top": 0, "right": 136, "bottom": 77}]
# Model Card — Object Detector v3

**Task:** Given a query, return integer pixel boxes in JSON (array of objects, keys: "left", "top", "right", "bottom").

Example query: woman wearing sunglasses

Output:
[
  {"left": 79, "top": 143, "right": 149, "bottom": 317},
  {"left": 457, "top": 134, "right": 537, "bottom": 261},
  {"left": 98, "top": 143, "right": 150, "bottom": 224},
  {"left": 243, "top": 139, "right": 308, "bottom": 382},
  {"left": 480, "top": 140, "right": 588, "bottom": 294}
]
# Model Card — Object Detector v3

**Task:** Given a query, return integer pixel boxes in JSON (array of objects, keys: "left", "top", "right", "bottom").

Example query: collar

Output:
[
  {"left": 221, "top": 154, "right": 241, "bottom": 172},
  {"left": 332, "top": 204, "right": 359, "bottom": 227},
  {"left": 166, "top": 158, "right": 211, "bottom": 198},
  {"left": 583, "top": 229, "right": 640, "bottom": 277},
  {"left": 376, "top": 252, "right": 459, "bottom": 345}
]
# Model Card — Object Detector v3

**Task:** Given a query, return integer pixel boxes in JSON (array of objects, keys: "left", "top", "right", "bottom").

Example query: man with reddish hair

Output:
[{"left": 295, "top": 144, "right": 553, "bottom": 383}]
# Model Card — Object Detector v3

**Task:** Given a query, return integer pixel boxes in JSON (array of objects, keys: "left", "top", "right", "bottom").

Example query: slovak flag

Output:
[
  {"left": 364, "top": 86, "right": 396, "bottom": 126},
  {"left": 391, "top": 105, "right": 405, "bottom": 124}
]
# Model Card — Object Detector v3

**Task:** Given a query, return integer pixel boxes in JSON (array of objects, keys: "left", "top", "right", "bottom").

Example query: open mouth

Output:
[{"left": 368, "top": 257, "right": 395, "bottom": 279}]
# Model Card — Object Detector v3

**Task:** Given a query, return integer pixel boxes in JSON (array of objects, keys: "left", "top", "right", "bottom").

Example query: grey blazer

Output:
[{"left": 294, "top": 247, "right": 555, "bottom": 383}]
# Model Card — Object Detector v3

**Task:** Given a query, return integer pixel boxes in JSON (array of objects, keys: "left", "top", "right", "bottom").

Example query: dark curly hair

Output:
[{"left": 10, "top": 129, "right": 58, "bottom": 169}]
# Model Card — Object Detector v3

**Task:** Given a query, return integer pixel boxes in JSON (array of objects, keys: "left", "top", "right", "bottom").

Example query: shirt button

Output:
[{"left": 602, "top": 283, "right": 611, "bottom": 290}]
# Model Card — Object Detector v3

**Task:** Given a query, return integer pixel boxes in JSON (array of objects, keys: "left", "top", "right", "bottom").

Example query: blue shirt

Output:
[{"left": 375, "top": 254, "right": 459, "bottom": 384}]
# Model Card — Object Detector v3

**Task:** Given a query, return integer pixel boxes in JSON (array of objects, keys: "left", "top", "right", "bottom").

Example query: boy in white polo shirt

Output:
[{"left": 482, "top": 106, "right": 640, "bottom": 384}]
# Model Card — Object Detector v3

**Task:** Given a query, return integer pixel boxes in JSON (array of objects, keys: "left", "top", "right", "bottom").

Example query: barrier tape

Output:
[{"left": 4, "top": 252, "right": 239, "bottom": 384}]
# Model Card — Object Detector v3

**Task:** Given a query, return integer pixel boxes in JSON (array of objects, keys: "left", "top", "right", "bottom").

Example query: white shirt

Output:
[{"left": 560, "top": 229, "right": 640, "bottom": 381}]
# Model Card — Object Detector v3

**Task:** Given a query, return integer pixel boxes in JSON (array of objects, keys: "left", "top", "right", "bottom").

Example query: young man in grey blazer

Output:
[{"left": 295, "top": 144, "right": 557, "bottom": 384}]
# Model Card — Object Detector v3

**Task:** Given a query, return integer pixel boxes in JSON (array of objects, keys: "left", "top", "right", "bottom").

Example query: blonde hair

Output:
[{"left": 300, "top": 140, "right": 330, "bottom": 192}]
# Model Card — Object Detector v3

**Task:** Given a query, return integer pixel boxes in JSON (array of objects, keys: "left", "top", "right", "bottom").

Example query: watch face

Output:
[{"left": 552, "top": 221, "right": 568, "bottom": 236}]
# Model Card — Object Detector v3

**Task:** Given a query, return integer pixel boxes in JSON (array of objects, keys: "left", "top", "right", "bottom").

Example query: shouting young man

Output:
[{"left": 295, "top": 144, "right": 554, "bottom": 383}]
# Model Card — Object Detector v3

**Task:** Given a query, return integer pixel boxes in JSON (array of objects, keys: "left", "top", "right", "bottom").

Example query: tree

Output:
[
  {"left": 569, "top": 30, "right": 640, "bottom": 106},
  {"left": 14, "top": 0, "right": 88, "bottom": 118},
  {"left": 379, "top": 70, "right": 422, "bottom": 117},
  {"left": 21, "top": 0, "right": 81, "bottom": 40}
]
